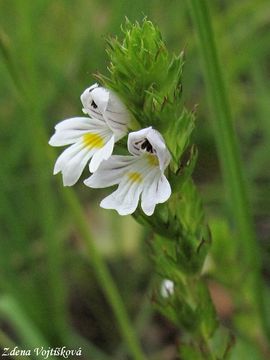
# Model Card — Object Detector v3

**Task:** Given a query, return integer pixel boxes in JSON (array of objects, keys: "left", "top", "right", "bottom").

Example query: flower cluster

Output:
[{"left": 49, "top": 84, "right": 172, "bottom": 216}]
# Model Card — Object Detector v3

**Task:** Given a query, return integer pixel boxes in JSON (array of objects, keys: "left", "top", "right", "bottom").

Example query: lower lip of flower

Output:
[
  {"left": 83, "top": 133, "right": 105, "bottom": 149},
  {"left": 127, "top": 171, "right": 143, "bottom": 184}
]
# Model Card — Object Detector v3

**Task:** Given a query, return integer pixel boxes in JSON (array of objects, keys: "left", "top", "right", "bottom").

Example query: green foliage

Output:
[
  {"left": 99, "top": 18, "right": 221, "bottom": 358},
  {"left": 97, "top": 14, "right": 270, "bottom": 358},
  {"left": 99, "top": 18, "right": 195, "bottom": 169},
  {"left": 180, "top": 344, "right": 205, "bottom": 360},
  {"left": 166, "top": 109, "right": 196, "bottom": 169},
  {"left": 147, "top": 180, "right": 210, "bottom": 276},
  {"left": 100, "top": 20, "right": 181, "bottom": 118}
]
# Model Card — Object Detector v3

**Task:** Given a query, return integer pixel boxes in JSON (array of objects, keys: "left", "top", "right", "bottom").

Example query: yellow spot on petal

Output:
[
  {"left": 83, "top": 133, "right": 104, "bottom": 149},
  {"left": 128, "top": 172, "right": 143, "bottom": 184},
  {"left": 147, "top": 154, "right": 159, "bottom": 167}
]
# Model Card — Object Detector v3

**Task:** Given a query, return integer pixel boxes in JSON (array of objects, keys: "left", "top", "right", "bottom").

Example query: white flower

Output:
[
  {"left": 160, "top": 279, "right": 174, "bottom": 298},
  {"left": 81, "top": 83, "right": 129, "bottom": 138},
  {"left": 84, "top": 127, "right": 172, "bottom": 216},
  {"left": 49, "top": 84, "right": 130, "bottom": 186}
]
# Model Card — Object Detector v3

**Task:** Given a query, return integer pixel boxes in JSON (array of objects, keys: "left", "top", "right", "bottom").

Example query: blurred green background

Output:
[{"left": 0, "top": 0, "right": 270, "bottom": 359}]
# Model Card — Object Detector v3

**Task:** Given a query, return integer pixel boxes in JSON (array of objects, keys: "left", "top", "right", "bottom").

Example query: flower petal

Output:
[
  {"left": 141, "top": 170, "right": 171, "bottom": 216},
  {"left": 100, "top": 178, "right": 143, "bottom": 216},
  {"left": 146, "top": 129, "right": 171, "bottom": 171},
  {"left": 81, "top": 84, "right": 130, "bottom": 138},
  {"left": 80, "top": 85, "right": 109, "bottom": 120},
  {"left": 84, "top": 155, "right": 135, "bottom": 188},
  {"left": 128, "top": 127, "right": 171, "bottom": 171},
  {"left": 89, "top": 134, "right": 115, "bottom": 173},
  {"left": 54, "top": 141, "right": 95, "bottom": 186},
  {"left": 55, "top": 116, "right": 105, "bottom": 131},
  {"left": 49, "top": 117, "right": 107, "bottom": 147},
  {"left": 103, "top": 91, "right": 130, "bottom": 137},
  {"left": 128, "top": 127, "right": 153, "bottom": 156}
]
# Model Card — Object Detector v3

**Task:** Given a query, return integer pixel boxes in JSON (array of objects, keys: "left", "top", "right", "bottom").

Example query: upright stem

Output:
[{"left": 186, "top": 0, "right": 268, "bottom": 337}]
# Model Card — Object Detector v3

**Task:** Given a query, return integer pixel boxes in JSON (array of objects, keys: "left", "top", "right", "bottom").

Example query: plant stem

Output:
[{"left": 186, "top": 0, "right": 269, "bottom": 338}]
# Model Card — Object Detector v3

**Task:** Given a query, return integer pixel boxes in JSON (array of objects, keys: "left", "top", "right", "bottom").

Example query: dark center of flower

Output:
[
  {"left": 91, "top": 100, "right": 98, "bottom": 109},
  {"left": 141, "top": 139, "right": 154, "bottom": 153}
]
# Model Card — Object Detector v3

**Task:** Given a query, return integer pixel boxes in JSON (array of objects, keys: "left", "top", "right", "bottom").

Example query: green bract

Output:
[{"left": 97, "top": 19, "right": 195, "bottom": 170}]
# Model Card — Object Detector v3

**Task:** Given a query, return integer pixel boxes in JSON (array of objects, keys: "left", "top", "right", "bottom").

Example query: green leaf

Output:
[
  {"left": 170, "top": 145, "right": 198, "bottom": 192},
  {"left": 196, "top": 283, "right": 218, "bottom": 339},
  {"left": 180, "top": 343, "right": 205, "bottom": 360},
  {"left": 165, "top": 108, "right": 196, "bottom": 167}
]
